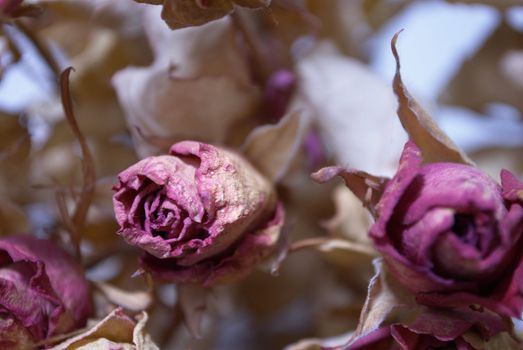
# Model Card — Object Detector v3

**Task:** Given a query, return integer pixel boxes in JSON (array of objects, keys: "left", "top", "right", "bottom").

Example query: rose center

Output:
[{"left": 451, "top": 213, "right": 478, "bottom": 248}]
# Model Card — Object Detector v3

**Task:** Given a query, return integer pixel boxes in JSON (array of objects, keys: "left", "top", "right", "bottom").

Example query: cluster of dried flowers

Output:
[{"left": 0, "top": 0, "right": 522, "bottom": 349}]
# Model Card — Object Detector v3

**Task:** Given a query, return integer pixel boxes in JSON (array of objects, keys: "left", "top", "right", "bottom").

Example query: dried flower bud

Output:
[
  {"left": 113, "top": 141, "right": 284, "bottom": 287},
  {"left": 371, "top": 141, "right": 523, "bottom": 316},
  {"left": 0, "top": 235, "right": 92, "bottom": 348}
]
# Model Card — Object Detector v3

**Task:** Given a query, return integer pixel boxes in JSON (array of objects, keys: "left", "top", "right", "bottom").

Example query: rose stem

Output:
[{"left": 59, "top": 67, "right": 96, "bottom": 260}]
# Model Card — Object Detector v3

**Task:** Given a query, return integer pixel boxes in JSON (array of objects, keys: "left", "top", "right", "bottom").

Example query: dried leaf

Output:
[
  {"left": 391, "top": 31, "right": 474, "bottom": 166},
  {"left": 323, "top": 186, "right": 373, "bottom": 245},
  {"left": 132, "top": 312, "right": 158, "bottom": 349},
  {"left": 51, "top": 308, "right": 159, "bottom": 350},
  {"left": 352, "top": 259, "right": 416, "bottom": 339},
  {"left": 178, "top": 284, "right": 208, "bottom": 339},
  {"left": 242, "top": 110, "right": 305, "bottom": 182},
  {"left": 311, "top": 166, "right": 388, "bottom": 217},
  {"left": 295, "top": 41, "right": 406, "bottom": 177},
  {"left": 94, "top": 282, "right": 152, "bottom": 312},
  {"left": 441, "top": 21, "right": 523, "bottom": 114},
  {"left": 112, "top": 17, "right": 260, "bottom": 157},
  {"left": 137, "top": 0, "right": 271, "bottom": 29}
]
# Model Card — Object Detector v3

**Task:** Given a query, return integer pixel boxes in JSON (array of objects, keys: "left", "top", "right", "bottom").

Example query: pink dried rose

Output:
[
  {"left": 370, "top": 141, "right": 523, "bottom": 317},
  {"left": 113, "top": 140, "right": 284, "bottom": 287},
  {"left": 0, "top": 235, "right": 92, "bottom": 348}
]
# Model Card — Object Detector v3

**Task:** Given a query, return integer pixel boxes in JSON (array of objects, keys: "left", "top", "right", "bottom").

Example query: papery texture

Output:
[
  {"left": 0, "top": 235, "right": 92, "bottom": 348},
  {"left": 51, "top": 308, "right": 159, "bottom": 350},
  {"left": 370, "top": 141, "right": 523, "bottom": 317},
  {"left": 113, "top": 141, "right": 283, "bottom": 286},
  {"left": 295, "top": 40, "right": 406, "bottom": 178},
  {"left": 113, "top": 15, "right": 259, "bottom": 157}
]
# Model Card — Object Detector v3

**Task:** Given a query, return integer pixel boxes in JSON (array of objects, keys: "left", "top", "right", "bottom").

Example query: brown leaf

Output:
[
  {"left": 391, "top": 31, "right": 474, "bottom": 166},
  {"left": 138, "top": 0, "right": 271, "bottom": 29},
  {"left": 311, "top": 166, "right": 388, "bottom": 217},
  {"left": 242, "top": 110, "right": 305, "bottom": 182},
  {"left": 160, "top": 0, "right": 233, "bottom": 30},
  {"left": 178, "top": 284, "right": 208, "bottom": 339}
]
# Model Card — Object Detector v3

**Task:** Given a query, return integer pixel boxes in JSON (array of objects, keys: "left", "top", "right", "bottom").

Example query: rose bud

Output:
[
  {"left": 0, "top": 235, "right": 92, "bottom": 348},
  {"left": 113, "top": 141, "right": 284, "bottom": 287},
  {"left": 370, "top": 141, "right": 523, "bottom": 316}
]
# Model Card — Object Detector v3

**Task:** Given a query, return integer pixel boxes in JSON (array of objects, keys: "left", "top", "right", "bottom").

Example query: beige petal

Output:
[
  {"left": 112, "top": 17, "right": 260, "bottom": 157},
  {"left": 391, "top": 31, "right": 474, "bottom": 166},
  {"left": 242, "top": 110, "right": 305, "bottom": 182},
  {"left": 295, "top": 41, "right": 406, "bottom": 177},
  {"left": 51, "top": 309, "right": 159, "bottom": 350}
]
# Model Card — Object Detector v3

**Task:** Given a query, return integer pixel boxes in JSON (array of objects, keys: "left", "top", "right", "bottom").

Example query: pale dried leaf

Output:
[
  {"left": 132, "top": 312, "right": 159, "bottom": 349},
  {"left": 283, "top": 339, "right": 322, "bottom": 350},
  {"left": 242, "top": 110, "right": 305, "bottom": 182},
  {"left": 178, "top": 284, "right": 208, "bottom": 339},
  {"left": 113, "top": 17, "right": 260, "bottom": 157},
  {"left": 391, "top": 31, "right": 474, "bottom": 166},
  {"left": 311, "top": 166, "right": 388, "bottom": 217},
  {"left": 94, "top": 282, "right": 152, "bottom": 312},
  {"left": 324, "top": 186, "right": 373, "bottom": 245},
  {"left": 51, "top": 308, "right": 158, "bottom": 350},
  {"left": 294, "top": 41, "right": 406, "bottom": 177},
  {"left": 284, "top": 331, "right": 353, "bottom": 350}
]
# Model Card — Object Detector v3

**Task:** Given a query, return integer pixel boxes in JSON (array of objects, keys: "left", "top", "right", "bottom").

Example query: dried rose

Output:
[
  {"left": 136, "top": 0, "right": 271, "bottom": 29},
  {"left": 113, "top": 141, "right": 284, "bottom": 287},
  {"left": 370, "top": 141, "right": 523, "bottom": 317},
  {"left": 0, "top": 235, "right": 92, "bottom": 348}
]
